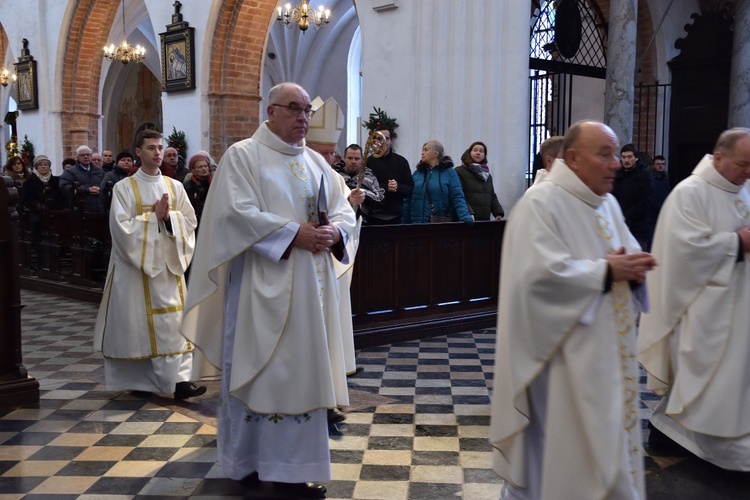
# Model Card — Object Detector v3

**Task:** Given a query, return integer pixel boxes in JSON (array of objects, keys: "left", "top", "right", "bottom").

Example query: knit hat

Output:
[
  {"left": 188, "top": 152, "right": 211, "bottom": 171},
  {"left": 306, "top": 96, "right": 344, "bottom": 146},
  {"left": 116, "top": 151, "right": 134, "bottom": 163},
  {"left": 33, "top": 155, "right": 50, "bottom": 167}
]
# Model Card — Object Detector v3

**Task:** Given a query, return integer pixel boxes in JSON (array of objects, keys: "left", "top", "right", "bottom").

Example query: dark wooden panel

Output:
[{"left": 352, "top": 221, "right": 505, "bottom": 347}]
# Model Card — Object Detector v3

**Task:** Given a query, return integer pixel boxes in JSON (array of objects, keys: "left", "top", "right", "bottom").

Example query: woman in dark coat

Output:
[
  {"left": 402, "top": 140, "right": 472, "bottom": 224},
  {"left": 455, "top": 141, "right": 504, "bottom": 220},
  {"left": 21, "top": 154, "right": 65, "bottom": 268}
]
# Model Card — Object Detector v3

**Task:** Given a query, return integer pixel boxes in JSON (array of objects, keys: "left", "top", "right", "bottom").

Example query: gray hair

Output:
[
  {"left": 423, "top": 140, "right": 445, "bottom": 162},
  {"left": 540, "top": 136, "right": 564, "bottom": 159},
  {"left": 76, "top": 145, "right": 92, "bottom": 155}
]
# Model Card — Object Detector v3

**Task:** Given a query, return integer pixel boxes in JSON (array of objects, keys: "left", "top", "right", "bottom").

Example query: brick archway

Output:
[
  {"left": 60, "top": 0, "right": 120, "bottom": 156},
  {"left": 208, "top": 0, "right": 277, "bottom": 161}
]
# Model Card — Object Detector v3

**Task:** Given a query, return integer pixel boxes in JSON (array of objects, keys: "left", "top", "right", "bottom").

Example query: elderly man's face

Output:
[
  {"left": 267, "top": 85, "right": 311, "bottom": 145},
  {"left": 714, "top": 136, "right": 750, "bottom": 186},
  {"left": 91, "top": 154, "right": 103, "bottom": 168},
  {"left": 309, "top": 143, "right": 337, "bottom": 166},
  {"left": 77, "top": 149, "right": 92, "bottom": 166},
  {"left": 565, "top": 123, "right": 621, "bottom": 196},
  {"left": 163, "top": 148, "right": 179, "bottom": 167}
]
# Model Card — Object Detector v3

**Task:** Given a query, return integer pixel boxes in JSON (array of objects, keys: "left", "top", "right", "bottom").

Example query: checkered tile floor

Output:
[{"left": 2, "top": 290, "right": 750, "bottom": 499}]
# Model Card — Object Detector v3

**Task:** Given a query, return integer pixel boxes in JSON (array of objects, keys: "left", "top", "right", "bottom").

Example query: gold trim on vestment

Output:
[
  {"left": 595, "top": 211, "right": 640, "bottom": 486},
  {"left": 130, "top": 176, "right": 183, "bottom": 356},
  {"left": 102, "top": 340, "right": 194, "bottom": 361}
]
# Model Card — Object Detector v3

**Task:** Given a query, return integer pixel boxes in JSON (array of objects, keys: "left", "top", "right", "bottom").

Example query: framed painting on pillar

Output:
[
  {"left": 160, "top": 27, "right": 196, "bottom": 93},
  {"left": 14, "top": 59, "right": 38, "bottom": 111}
]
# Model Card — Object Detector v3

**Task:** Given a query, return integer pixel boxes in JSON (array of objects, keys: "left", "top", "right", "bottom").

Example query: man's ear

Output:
[{"left": 563, "top": 148, "right": 576, "bottom": 169}]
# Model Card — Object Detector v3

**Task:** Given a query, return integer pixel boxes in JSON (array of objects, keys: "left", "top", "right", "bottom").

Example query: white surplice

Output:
[
  {"left": 181, "top": 122, "right": 356, "bottom": 483},
  {"left": 490, "top": 160, "right": 646, "bottom": 499},
  {"left": 94, "top": 169, "right": 197, "bottom": 394},
  {"left": 639, "top": 155, "right": 750, "bottom": 470}
]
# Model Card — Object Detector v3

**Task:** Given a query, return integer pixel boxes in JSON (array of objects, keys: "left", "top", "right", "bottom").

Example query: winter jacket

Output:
[
  {"left": 455, "top": 163, "right": 504, "bottom": 220},
  {"left": 612, "top": 164, "right": 653, "bottom": 241},
  {"left": 402, "top": 156, "right": 472, "bottom": 224},
  {"left": 59, "top": 163, "right": 105, "bottom": 213}
]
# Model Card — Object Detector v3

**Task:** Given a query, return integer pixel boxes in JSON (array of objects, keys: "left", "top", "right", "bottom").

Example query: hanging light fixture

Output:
[
  {"left": 277, "top": 1, "right": 331, "bottom": 32},
  {"left": 103, "top": 0, "right": 146, "bottom": 64},
  {"left": 0, "top": 35, "right": 17, "bottom": 87}
]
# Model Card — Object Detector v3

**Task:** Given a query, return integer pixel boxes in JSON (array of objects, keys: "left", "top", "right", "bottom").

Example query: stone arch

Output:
[
  {"left": 60, "top": 0, "right": 120, "bottom": 156},
  {"left": 208, "top": 0, "right": 277, "bottom": 161}
]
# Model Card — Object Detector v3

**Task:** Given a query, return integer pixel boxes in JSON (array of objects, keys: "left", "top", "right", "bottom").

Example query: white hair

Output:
[{"left": 76, "top": 145, "right": 92, "bottom": 155}]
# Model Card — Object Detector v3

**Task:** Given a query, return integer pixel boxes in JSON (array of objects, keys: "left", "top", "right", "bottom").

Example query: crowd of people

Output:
[{"left": 7, "top": 80, "right": 750, "bottom": 499}]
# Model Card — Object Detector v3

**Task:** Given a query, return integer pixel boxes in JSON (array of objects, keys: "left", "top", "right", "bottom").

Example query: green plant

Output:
[
  {"left": 21, "top": 135, "right": 34, "bottom": 167},
  {"left": 362, "top": 107, "right": 398, "bottom": 140},
  {"left": 167, "top": 127, "right": 187, "bottom": 157}
]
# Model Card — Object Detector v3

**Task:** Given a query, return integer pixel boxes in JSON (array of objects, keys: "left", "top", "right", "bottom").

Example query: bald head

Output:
[
  {"left": 713, "top": 127, "right": 750, "bottom": 185},
  {"left": 562, "top": 121, "right": 621, "bottom": 196}
]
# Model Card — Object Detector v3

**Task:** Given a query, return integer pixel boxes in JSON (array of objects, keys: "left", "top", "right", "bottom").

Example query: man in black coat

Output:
[
  {"left": 365, "top": 128, "right": 413, "bottom": 225},
  {"left": 59, "top": 145, "right": 105, "bottom": 213},
  {"left": 612, "top": 143, "right": 653, "bottom": 249}
]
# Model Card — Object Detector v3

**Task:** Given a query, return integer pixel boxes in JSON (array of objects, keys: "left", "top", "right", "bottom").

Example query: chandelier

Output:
[
  {"left": 277, "top": 1, "right": 331, "bottom": 32},
  {"left": 103, "top": 0, "right": 146, "bottom": 64},
  {"left": 0, "top": 67, "right": 16, "bottom": 88},
  {"left": 0, "top": 37, "right": 16, "bottom": 87}
]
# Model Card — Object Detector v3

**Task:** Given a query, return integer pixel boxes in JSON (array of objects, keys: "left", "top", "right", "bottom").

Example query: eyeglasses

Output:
[
  {"left": 271, "top": 103, "right": 315, "bottom": 118},
  {"left": 78, "top": 153, "right": 91, "bottom": 157}
]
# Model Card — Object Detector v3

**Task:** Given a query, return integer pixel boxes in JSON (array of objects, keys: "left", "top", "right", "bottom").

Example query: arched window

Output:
[{"left": 346, "top": 26, "right": 361, "bottom": 147}]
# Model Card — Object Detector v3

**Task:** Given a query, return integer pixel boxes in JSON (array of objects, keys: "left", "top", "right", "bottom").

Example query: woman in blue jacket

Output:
[{"left": 402, "top": 140, "right": 473, "bottom": 223}]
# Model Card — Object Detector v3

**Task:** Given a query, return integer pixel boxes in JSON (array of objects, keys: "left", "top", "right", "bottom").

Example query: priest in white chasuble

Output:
[
  {"left": 639, "top": 127, "right": 750, "bottom": 471},
  {"left": 182, "top": 83, "right": 356, "bottom": 498},
  {"left": 94, "top": 129, "right": 204, "bottom": 400},
  {"left": 490, "top": 121, "right": 656, "bottom": 500}
]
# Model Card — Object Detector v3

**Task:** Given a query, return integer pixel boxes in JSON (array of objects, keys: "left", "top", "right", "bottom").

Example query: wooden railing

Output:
[{"left": 18, "top": 206, "right": 505, "bottom": 347}]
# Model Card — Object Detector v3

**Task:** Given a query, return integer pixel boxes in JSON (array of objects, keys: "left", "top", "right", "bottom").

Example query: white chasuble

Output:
[
  {"left": 639, "top": 155, "right": 750, "bottom": 470},
  {"left": 491, "top": 160, "right": 645, "bottom": 499},
  {"left": 182, "top": 122, "right": 357, "bottom": 415},
  {"left": 332, "top": 173, "right": 362, "bottom": 375},
  {"left": 93, "top": 169, "right": 197, "bottom": 392}
]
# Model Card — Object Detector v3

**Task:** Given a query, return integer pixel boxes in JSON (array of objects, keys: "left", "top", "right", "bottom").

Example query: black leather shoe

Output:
[
  {"left": 174, "top": 382, "right": 207, "bottom": 400},
  {"left": 327, "top": 408, "right": 346, "bottom": 425},
  {"left": 271, "top": 481, "right": 327, "bottom": 498}
]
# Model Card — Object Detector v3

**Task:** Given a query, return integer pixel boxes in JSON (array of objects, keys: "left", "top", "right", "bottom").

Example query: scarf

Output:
[
  {"left": 35, "top": 171, "right": 52, "bottom": 183},
  {"left": 467, "top": 162, "right": 490, "bottom": 182}
]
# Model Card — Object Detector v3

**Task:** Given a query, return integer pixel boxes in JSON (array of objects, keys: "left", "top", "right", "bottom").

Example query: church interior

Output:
[{"left": 2, "top": 0, "right": 750, "bottom": 498}]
